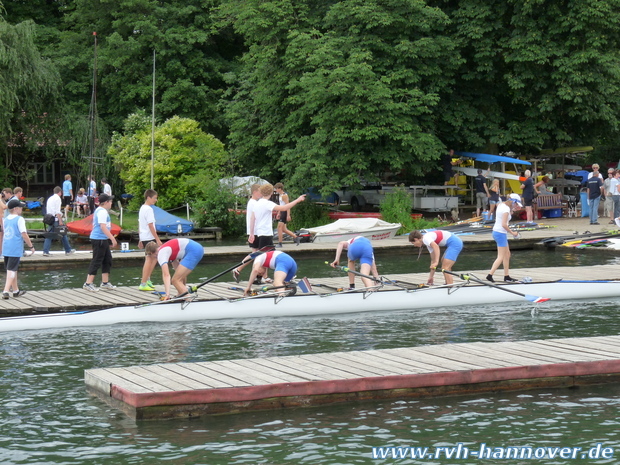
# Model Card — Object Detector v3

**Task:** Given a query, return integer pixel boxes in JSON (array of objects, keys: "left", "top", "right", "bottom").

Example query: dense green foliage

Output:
[
  {"left": 2, "top": 0, "right": 620, "bottom": 192},
  {"left": 109, "top": 114, "right": 229, "bottom": 210},
  {"left": 379, "top": 186, "right": 415, "bottom": 234},
  {"left": 0, "top": 19, "right": 61, "bottom": 180},
  {"left": 193, "top": 181, "right": 246, "bottom": 237}
]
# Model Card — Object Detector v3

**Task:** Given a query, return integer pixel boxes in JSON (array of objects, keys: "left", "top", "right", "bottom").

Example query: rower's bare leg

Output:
[
  {"left": 359, "top": 263, "right": 374, "bottom": 288},
  {"left": 441, "top": 258, "right": 456, "bottom": 285}
]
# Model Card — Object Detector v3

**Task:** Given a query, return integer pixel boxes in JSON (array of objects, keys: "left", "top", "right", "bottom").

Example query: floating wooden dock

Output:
[
  {"left": 85, "top": 335, "right": 620, "bottom": 420},
  {"left": 2, "top": 264, "right": 620, "bottom": 316}
]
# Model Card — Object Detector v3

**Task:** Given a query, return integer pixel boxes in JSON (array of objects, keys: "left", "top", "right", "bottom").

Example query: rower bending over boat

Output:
[
  {"left": 145, "top": 238, "right": 205, "bottom": 300},
  {"left": 330, "top": 236, "right": 379, "bottom": 289},
  {"left": 244, "top": 250, "right": 297, "bottom": 296},
  {"left": 409, "top": 230, "right": 463, "bottom": 285}
]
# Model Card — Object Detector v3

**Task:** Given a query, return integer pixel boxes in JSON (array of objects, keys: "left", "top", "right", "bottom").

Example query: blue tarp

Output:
[
  {"left": 152, "top": 206, "right": 194, "bottom": 234},
  {"left": 455, "top": 151, "right": 532, "bottom": 166}
]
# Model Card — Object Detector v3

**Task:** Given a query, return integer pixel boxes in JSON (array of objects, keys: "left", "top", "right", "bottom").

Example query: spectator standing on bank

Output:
[
  {"left": 87, "top": 175, "right": 97, "bottom": 215},
  {"left": 83, "top": 194, "right": 117, "bottom": 291},
  {"left": 274, "top": 182, "right": 301, "bottom": 247},
  {"left": 520, "top": 170, "right": 535, "bottom": 223},
  {"left": 138, "top": 189, "right": 162, "bottom": 291},
  {"left": 488, "top": 179, "right": 501, "bottom": 220},
  {"left": 474, "top": 169, "right": 490, "bottom": 217},
  {"left": 101, "top": 178, "right": 112, "bottom": 196},
  {"left": 587, "top": 166, "right": 604, "bottom": 225},
  {"left": 2, "top": 199, "right": 35, "bottom": 299},
  {"left": 12, "top": 187, "right": 23, "bottom": 202},
  {"left": 610, "top": 170, "right": 620, "bottom": 223},
  {"left": 43, "top": 187, "right": 75, "bottom": 257},
  {"left": 62, "top": 174, "right": 74, "bottom": 220},
  {"left": 604, "top": 168, "right": 615, "bottom": 218}
]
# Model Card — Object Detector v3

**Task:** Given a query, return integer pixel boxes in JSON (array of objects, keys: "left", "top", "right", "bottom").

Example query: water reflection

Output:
[{"left": 2, "top": 297, "right": 620, "bottom": 463}]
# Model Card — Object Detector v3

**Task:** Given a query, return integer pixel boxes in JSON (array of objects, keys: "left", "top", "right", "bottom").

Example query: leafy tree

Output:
[
  {"left": 44, "top": 0, "right": 241, "bottom": 137},
  {"left": 0, "top": 18, "right": 61, "bottom": 184},
  {"left": 193, "top": 180, "right": 246, "bottom": 237},
  {"left": 109, "top": 114, "right": 229, "bottom": 210},
  {"left": 221, "top": 0, "right": 461, "bottom": 194},
  {"left": 434, "top": 0, "right": 620, "bottom": 152}
]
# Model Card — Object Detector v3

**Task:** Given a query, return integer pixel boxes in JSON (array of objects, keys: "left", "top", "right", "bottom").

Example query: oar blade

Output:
[
  {"left": 526, "top": 295, "right": 550, "bottom": 303},
  {"left": 298, "top": 277, "right": 313, "bottom": 294}
]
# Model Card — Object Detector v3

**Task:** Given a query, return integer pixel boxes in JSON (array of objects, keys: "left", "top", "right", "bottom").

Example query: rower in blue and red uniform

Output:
[
  {"left": 244, "top": 250, "right": 297, "bottom": 296},
  {"left": 330, "top": 236, "right": 379, "bottom": 289},
  {"left": 145, "top": 238, "right": 204, "bottom": 300},
  {"left": 409, "top": 229, "right": 463, "bottom": 285}
]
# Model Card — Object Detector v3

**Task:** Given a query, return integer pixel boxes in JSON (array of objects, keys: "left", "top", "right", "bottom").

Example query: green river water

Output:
[{"left": 1, "top": 248, "right": 620, "bottom": 464}]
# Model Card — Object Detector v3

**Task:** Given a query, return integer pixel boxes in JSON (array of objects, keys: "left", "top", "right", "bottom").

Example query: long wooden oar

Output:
[
  {"left": 441, "top": 269, "right": 550, "bottom": 303},
  {"left": 327, "top": 262, "right": 382, "bottom": 283}
]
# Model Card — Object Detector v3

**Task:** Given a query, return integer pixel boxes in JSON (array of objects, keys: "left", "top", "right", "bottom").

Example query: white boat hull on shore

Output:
[
  {"left": 302, "top": 218, "right": 401, "bottom": 243},
  {"left": 1, "top": 280, "right": 619, "bottom": 332}
]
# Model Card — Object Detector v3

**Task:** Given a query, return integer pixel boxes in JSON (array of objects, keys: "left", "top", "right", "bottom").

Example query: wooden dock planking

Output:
[{"left": 85, "top": 335, "right": 620, "bottom": 420}]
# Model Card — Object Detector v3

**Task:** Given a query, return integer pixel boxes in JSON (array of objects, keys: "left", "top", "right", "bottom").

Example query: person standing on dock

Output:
[
  {"left": 330, "top": 236, "right": 379, "bottom": 289},
  {"left": 138, "top": 189, "right": 162, "bottom": 291},
  {"left": 487, "top": 193, "right": 521, "bottom": 283},
  {"left": 604, "top": 168, "right": 615, "bottom": 219},
  {"left": 145, "top": 238, "right": 204, "bottom": 300},
  {"left": 244, "top": 250, "right": 297, "bottom": 296},
  {"left": 587, "top": 166, "right": 605, "bottom": 225},
  {"left": 232, "top": 184, "right": 263, "bottom": 282},
  {"left": 520, "top": 170, "right": 535, "bottom": 223},
  {"left": 87, "top": 175, "right": 97, "bottom": 216},
  {"left": 474, "top": 169, "right": 490, "bottom": 218},
  {"left": 62, "top": 174, "right": 73, "bottom": 220},
  {"left": 274, "top": 182, "right": 301, "bottom": 248},
  {"left": 2, "top": 199, "right": 35, "bottom": 299},
  {"left": 249, "top": 184, "right": 306, "bottom": 251},
  {"left": 83, "top": 194, "right": 117, "bottom": 292},
  {"left": 408, "top": 230, "right": 463, "bottom": 285},
  {"left": 43, "top": 187, "right": 76, "bottom": 257}
]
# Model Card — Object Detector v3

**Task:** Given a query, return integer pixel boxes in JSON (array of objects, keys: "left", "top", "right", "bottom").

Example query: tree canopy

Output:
[
  {"left": 2, "top": 0, "right": 620, "bottom": 191},
  {"left": 109, "top": 114, "right": 229, "bottom": 210}
]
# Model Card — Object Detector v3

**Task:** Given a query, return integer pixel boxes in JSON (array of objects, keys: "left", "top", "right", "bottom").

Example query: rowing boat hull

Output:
[{"left": 1, "top": 280, "right": 619, "bottom": 333}]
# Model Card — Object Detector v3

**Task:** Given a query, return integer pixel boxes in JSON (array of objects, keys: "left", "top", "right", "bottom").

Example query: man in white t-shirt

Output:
[
  {"left": 249, "top": 183, "right": 306, "bottom": 250},
  {"left": 232, "top": 184, "right": 262, "bottom": 281},
  {"left": 43, "top": 186, "right": 75, "bottom": 256},
  {"left": 138, "top": 189, "right": 162, "bottom": 291}
]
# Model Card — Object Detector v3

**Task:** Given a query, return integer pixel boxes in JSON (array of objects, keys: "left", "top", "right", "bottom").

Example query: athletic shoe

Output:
[
  {"left": 504, "top": 276, "right": 519, "bottom": 282},
  {"left": 2, "top": 292, "right": 9, "bottom": 300},
  {"left": 42, "top": 253, "right": 51, "bottom": 257},
  {"left": 66, "top": 249, "right": 76, "bottom": 255},
  {"left": 146, "top": 280, "right": 154, "bottom": 287},
  {"left": 139, "top": 283, "right": 155, "bottom": 291},
  {"left": 100, "top": 282, "right": 117, "bottom": 290},
  {"left": 232, "top": 268, "right": 240, "bottom": 283},
  {"left": 12, "top": 290, "right": 26, "bottom": 298},
  {"left": 294, "top": 236, "right": 301, "bottom": 246},
  {"left": 591, "top": 222, "right": 600, "bottom": 225},
  {"left": 187, "top": 285, "right": 198, "bottom": 294},
  {"left": 275, "top": 243, "right": 283, "bottom": 248},
  {"left": 83, "top": 283, "right": 98, "bottom": 292},
  {"left": 486, "top": 274, "right": 495, "bottom": 283}
]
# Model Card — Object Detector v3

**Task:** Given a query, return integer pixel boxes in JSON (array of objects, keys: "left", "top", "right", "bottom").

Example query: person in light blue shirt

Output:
[
  {"left": 83, "top": 194, "right": 118, "bottom": 292},
  {"left": 62, "top": 174, "right": 73, "bottom": 220},
  {"left": 2, "top": 199, "right": 35, "bottom": 299}
]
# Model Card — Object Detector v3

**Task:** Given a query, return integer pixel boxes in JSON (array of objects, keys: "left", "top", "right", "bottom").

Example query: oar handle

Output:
[{"left": 326, "top": 262, "right": 381, "bottom": 283}]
